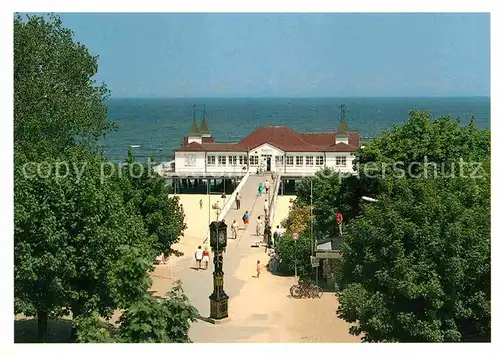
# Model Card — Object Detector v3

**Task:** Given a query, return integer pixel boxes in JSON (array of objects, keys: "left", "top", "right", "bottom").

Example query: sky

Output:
[{"left": 51, "top": 13, "right": 489, "bottom": 98}]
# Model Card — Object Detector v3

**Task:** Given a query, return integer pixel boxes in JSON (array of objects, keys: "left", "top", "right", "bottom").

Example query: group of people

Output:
[
  {"left": 257, "top": 179, "right": 271, "bottom": 197},
  {"left": 194, "top": 245, "right": 210, "bottom": 270}
]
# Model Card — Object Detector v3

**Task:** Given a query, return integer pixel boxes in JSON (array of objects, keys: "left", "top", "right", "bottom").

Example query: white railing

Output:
[{"left": 218, "top": 171, "right": 250, "bottom": 222}]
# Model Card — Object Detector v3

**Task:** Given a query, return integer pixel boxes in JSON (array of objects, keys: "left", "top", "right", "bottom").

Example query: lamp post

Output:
[{"left": 208, "top": 221, "right": 229, "bottom": 322}]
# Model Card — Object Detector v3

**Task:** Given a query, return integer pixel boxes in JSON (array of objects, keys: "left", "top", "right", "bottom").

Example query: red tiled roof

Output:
[
  {"left": 175, "top": 126, "right": 360, "bottom": 153},
  {"left": 299, "top": 132, "right": 336, "bottom": 147},
  {"left": 175, "top": 142, "right": 238, "bottom": 152},
  {"left": 233, "top": 126, "right": 314, "bottom": 151}
]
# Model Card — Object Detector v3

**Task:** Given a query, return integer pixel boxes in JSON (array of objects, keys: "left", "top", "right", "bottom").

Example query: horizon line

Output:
[{"left": 107, "top": 95, "right": 491, "bottom": 100}]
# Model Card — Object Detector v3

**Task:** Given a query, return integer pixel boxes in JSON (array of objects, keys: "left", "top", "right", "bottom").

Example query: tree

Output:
[
  {"left": 14, "top": 14, "right": 192, "bottom": 343},
  {"left": 275, "top": 229, "right": 314, "bottom": 276},
  {"left": 14, "top": 13, "right": 115, "bottom": 162},
  {"left": 14, "top": 158, "right": 153, "bottom": 341},
  {"left": 115, "top": 150, "right": 187, "bottom": 259},
  {"left": 280, "top": 199, "right": 312, "bottom": 235},
  {"left": 117, "top": 281, "right": 199, "bottom": 343},
  {"left": 334, "top": 110, "right": 491, "bottom": 342},
  {"left": 337, "top": 167, "right": 490, "bottom": 342},
  {"left": 73, "top": 281, "right": 198, "bottom": 343},
  {"left": 73, "top": 312, "right": 117, "bottom": 343},
  {"left": 294, "top": 168, "right": 344, "bottom": 239}
]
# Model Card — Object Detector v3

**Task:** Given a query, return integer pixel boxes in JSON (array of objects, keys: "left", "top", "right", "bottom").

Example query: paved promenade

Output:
[
  {"left": 153, "top": 174, "right": 281, "bottom": 341},
  {"left": 152, "top": 176, "right": 359, "bottom": 343}
]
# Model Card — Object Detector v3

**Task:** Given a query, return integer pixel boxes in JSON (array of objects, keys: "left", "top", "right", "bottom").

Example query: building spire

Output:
[
  {"left": 337, "top": 103, "right": 349, "bottom": 134},
  {"left": 189, "top": 104, "right": 200, "bottom": 136},
  {"left": 199, "top": 105, "right": 210, "bottom": 135}
]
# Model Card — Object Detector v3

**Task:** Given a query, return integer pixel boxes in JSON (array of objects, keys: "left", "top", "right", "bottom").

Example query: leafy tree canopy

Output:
[
  {"left": 13, "top": 14, "right": 189, "bottom": 343},
  {"left": 74, "top": 281, "right": 199, "bottom": 343},
  {"left": 337, "top": 165, "right": 490, "bottom": 342},
  {"left": 14, "top": 13, "right": 115, "bottom": 161}
]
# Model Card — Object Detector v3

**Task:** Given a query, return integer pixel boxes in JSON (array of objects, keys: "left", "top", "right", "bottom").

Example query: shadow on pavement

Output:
[{"left": 14, "top": 318, "right": 73, "bottom": 343}]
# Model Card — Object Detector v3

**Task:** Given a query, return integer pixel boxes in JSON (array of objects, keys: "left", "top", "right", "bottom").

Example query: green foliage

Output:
[
  {"left": 333, "top": 110, "right": 491, "bottom": 342},
  {"left": 295, "top": 168, "right": 344, "bottom": 238},
  {"left": 14, "top": 13, "right": 115, "bottom": 161},
  {"left": 118, "top": 281, "right": 199, "bottom": 343},
  {"left": 338, "top": 170, "right": 490, "bottom": 342},
  {"left": 14, "top": 158, "right": 153, "bottom": 325},
  {"left": 13, "top": 14, "right": 188, "bottom": 342},
  {"left": 73, "top": 312, "right": 117, "bottom": 343},
  {"left": 287, "top": 110, "right": 491, "bottom": 342},
  {"left": 275, "top": 230, "right": 314, "bottom": 276},
  {"left": 280, "top": 199, "right": 312, "bottom": 235},
  {"left": 115, "top": 150, "right": 187, "bottom": 259}
]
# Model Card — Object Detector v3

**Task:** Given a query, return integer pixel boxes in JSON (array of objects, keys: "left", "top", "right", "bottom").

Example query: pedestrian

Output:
[
  {"left": 231, "top": 219, "right": 239, "bottom": 239},
  {"left": 242, "top": 211, "right": 249, "bottom": 226},
  {"left": 264, "top": 199, "right": 269, "bottom": 218},
  {"left": 258, "top": 183, "right": 263, "bottom": 196},
  {"left": 235, "top": 192, "right": 241, "bottom": 210},
  {"left": 199, "top": 199, "right": 203, "bottom": 209},
  {"left": 264, "top": 224, "right": 272, "bottom": 251},
  {"left": 180, "top": 204, "right": 185, "bottom": 218},
  {"left": 256, "top": 260, "right": 261, "bottom": 278},
  {"left": 194, "top": 245, "right": 203, "bottom": 270},
  {"left": 274, "top": 225, "right": 282, "bottom": 246},
  {"left": 256, "top": 215, "right": 263, "bottom": 236},
  {"left": 202, "top": 246, "right": 210, "bottom": 270},
  {"left": 264, "top": 179, "right": 270, "bottom": 194},
  {"left": 336, "top": 210, "right": 343, "bottom": 236}
]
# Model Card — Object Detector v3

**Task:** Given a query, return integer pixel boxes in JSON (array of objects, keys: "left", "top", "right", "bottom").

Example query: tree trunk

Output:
[{"left": 37, "top": 311, "right": 48, "bottom": 342}]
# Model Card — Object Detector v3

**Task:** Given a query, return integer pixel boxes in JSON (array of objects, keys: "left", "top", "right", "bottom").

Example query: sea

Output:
[{"left": 100, "top": 97, "right": 490, "bottom": 163}]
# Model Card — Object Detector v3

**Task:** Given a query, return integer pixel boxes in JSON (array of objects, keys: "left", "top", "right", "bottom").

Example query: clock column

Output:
[{"left": 208, "top": 221, "right": 229, "bottom": 322}]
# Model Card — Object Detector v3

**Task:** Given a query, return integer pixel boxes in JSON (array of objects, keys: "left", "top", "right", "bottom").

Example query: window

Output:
[
  {"left": 184, "top": 154, "right": 196, "bottom": 166},
  {"left": 315, "top": 156, "right": 324, "bottom": 166},
  {"left": 207, "top": 155, "right": 215, "bottom": 165},
  {"left": 295, "top": 156, "right": 303, "bottom": 165},
  {"left": 275, "top": 156, "right": 283, "bottom": 165},
  {"left": 218, "top": 156, "right": 227, "bottom": 165},
  {"left": 336, "top": 156, "right": 347, "bottom": 166},
  {"left": 306, "top": 156, "right": 314, "bottom": 166},
  {"left": 239, "top": 155, "right": 248, "bottom": 165},
  {"left": 286, "top": 156, "right": 294, "bottom": 165},
  {"left": 249, "top": 155, "right": 259, "bottom": 166},
  {"left": 228, "top": 155, "right": 237, "bottom": 165}
]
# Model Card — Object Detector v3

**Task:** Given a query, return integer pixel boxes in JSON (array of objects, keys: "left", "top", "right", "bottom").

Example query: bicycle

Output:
[{"left": 289, "top": 279, "right": 323, "bottom": 299}]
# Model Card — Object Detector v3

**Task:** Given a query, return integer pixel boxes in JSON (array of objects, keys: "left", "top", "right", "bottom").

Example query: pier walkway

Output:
[
  {"left": 151, "top": 173, "right": 358, "bottom": 342},
  {"left": 152, "top": 173, "right": 280, "bottom": 341}
]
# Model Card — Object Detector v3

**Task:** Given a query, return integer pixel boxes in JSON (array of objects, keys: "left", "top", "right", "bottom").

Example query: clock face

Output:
[{"left": 218, "top": 230, "right": 226, "bottom": 245}]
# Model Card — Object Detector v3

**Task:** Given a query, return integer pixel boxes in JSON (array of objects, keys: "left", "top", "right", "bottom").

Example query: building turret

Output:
[
  {"left": 187, "top": 105, "right": 202, "bottom": 144},
  {"left": 199, "top": 106, "right": 214, "bottom": 143},
  {"left": 336, "top": 104, "right": 349, "bottom": 144}
]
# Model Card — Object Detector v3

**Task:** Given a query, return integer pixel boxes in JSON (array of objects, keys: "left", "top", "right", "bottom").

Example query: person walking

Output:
[
  {"left": 256, "top": 215, "right": 263, "bottom": 236},
  {"left": 256, "top": 260, "right": 261, "bottom": 278},
  {"left": 336, "top": 210, "right": 344, "bottom": 236},
  {"left": 202, "top": 247, "right": 210, "bottom": 270},
  {"left": 194, "top": 246, "right": 203, "bottom": 270},
  {"left": 264, "top": 199, "right": 269, "bottom": 218},
  {"left": 264, "top": 179, "right": 270, "bottom": 195},
  {"left": 274, "top": 225, "right": 282, "bottom": 246},
  {"left": 231, "top": 219, "right": 239, "bottom": 239},
  {"left": 235, "top": 192, "right": 241, "bottom": 210},
  {"left": 242, "top": 211, "right": 250, "bottom": 226},
  {"left": 258, "top": 183, "right": 263, "bottom": 196}
]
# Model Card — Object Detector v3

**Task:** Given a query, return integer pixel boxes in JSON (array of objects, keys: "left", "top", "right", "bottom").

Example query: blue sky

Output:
[{"left": 53, "top": 13, "right": 489, "bottom": 98}]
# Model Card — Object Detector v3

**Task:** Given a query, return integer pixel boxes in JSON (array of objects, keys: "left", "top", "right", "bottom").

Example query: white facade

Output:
[{"left": 173, "top": 142, "right": 356, "bottom": 177}]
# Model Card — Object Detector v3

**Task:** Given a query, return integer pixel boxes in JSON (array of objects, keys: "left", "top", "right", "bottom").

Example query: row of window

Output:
[{"left": 197, "top": 154, "right": 347, "bottom": 167}]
